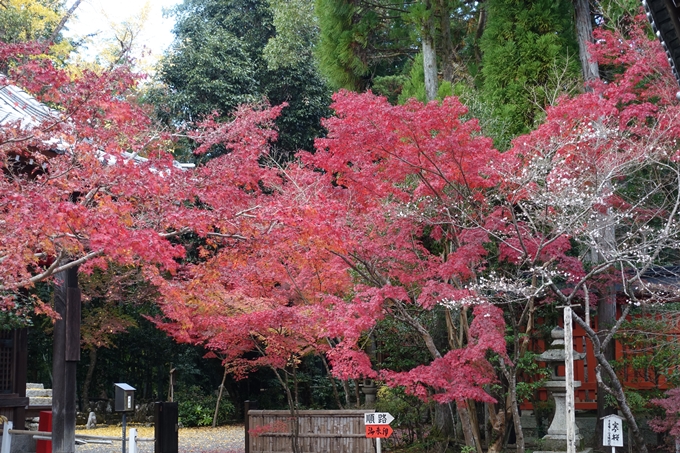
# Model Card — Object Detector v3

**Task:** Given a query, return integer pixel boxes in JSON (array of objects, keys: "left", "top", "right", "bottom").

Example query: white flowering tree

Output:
[{"left": 457, "top": 19, "right": 680, "bottom": 453}]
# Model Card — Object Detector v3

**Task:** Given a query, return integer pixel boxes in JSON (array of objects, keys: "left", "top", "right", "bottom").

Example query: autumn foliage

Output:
[
  {"left": 154, "top": 90, "right": 508, "bottom": 404},
  {"left": 6, "top": 13, "right": 680, "bottom": 429},
  {"left": 650, "top": 388, "right": 680, "bottom": 437},
  {"left": 1, "top": 45, "right": 181, "bottom": 310}
]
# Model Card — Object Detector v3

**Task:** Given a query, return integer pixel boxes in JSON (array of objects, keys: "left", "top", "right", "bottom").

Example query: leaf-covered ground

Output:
[{"left": 74, "top": 425, "right": 245, "bottom": 453}]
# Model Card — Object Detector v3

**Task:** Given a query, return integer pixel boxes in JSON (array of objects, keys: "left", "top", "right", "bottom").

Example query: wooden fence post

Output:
[{"left": 244, "top": 400, "right": 258, "bottom": 453}]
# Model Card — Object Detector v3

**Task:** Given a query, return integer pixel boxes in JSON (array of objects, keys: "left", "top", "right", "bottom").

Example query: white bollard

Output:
[
  {"left": 1, "top": 421, "right": 13, "bottom": 453},
  {"left": 128, "top": 428, "right": 137, "bottom": 453}
]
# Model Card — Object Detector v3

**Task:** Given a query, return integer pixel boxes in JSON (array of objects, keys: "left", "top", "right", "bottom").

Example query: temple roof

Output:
[
  {"left": 0, "top": 76, "right": 194, "bottom": 169},
  {"left": 0, "top": 77, "right": 57, "bottom": 128},
  {"left": 645, "top": 0, "right": 680, "bottom": 89}
]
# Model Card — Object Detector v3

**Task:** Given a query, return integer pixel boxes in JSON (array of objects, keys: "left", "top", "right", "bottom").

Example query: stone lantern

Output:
[
  {"left": 361, "top": 379, "right": 377, "bottom": 408},
  {"left": 535, "top": 327, "right": 592, "bottom": 453}
]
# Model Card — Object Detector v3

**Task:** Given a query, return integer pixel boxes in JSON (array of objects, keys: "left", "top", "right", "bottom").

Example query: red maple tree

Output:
[
  {"left": 152, "top": 89, "right": 510, "bottom": 453},
  {"left": 0, "top": 44, "right": 282, "bottom": 315},
  {"left": 6, "top": 13, "right": 680, "bottom": 453}
]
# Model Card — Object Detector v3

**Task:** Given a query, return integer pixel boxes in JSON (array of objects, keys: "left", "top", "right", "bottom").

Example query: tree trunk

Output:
[
  {"left": 422, "top": 0, "right": 438, "bottom": 101},
  {"left": 434, "top": 402, "right": 454, "bottom": 436},
  {"left": 596, "top": 286, "right": 618, "bottom": 447},
  {"left": 399, "top": 303, "right": 482, "bottom": 449},
  {"left": 596, "top": 351, "right": 648, "bottom": 453},
  {"left": 212, "top": 366, "right": 228, "bottom": 428},
  {"left": 508, "top": 382, "right": 525, "bottom": 453},
  {"left": 342, "top": 379, "right": 352, "bottom": 408},
  {"left": 474, "top": 7, "right": 487, "bottom": 64},
  {"left": 487, "top": 404, "right": 506, "bottom": 453},
  {"left": 572, "top": 312, "right": 649, "bottom": 453},
  {"left": 321, "top": 355, "right": 344, "bottom": 409},
  {"left": 573, "top": 0, "right": 599, "bottom": 84},
  {"left": 457, "top": 400, "right": 483, "bottom": 453},
  {"left": 438, "top": 0, "right": 454, "bottom": 83},
  {"left": 81, "top": 347, "right": 97, "bottom": 413},
  {"left": 500, "top": 358, "right": 525, "bottom": 453},
  {"left": 273, "top": 368, "right": 300, "bottom": 453},
  {"left": 469, "top": 400, "right": 484, "bottom": 451},
  {"left": 48, "top": 0, "right": 83, "bottom": 44}
]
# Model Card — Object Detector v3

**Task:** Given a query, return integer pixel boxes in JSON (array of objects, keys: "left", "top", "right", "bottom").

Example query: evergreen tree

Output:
[
  {"left": 158, "top": 24, "right": 259, "bottom": 123},
  {"left": 263, "top": 0, "right": 318, "bottom": 70},
  {"left": 155, "top": 0, "right": 330, "bottom": 160},
  {"left": 480, "top": 0, "right": 580, "bottom": 143},
  {"left": 315, "top": 0, "right": 415, "bottom": 91},
  {"left": 315, "top": 0, "right": 483, "bottom": 100}
]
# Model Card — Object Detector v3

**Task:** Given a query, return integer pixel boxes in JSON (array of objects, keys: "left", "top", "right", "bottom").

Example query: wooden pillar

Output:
[
  {"left": 15, "top": 328, "right": 27, "bottom": 430},
  {"left": 52, "top": 267, "right": 80, "bottom": 453}
]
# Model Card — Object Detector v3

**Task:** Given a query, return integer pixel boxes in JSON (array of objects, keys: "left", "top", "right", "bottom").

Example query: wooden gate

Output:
[{"left": 247, "top": 409, "right": 376, "bottom": 453}]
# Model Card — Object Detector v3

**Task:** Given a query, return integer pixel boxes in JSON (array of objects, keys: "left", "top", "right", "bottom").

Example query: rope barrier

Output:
[{"left": 7, "top": 428, "right": 154, "bottom": 442}]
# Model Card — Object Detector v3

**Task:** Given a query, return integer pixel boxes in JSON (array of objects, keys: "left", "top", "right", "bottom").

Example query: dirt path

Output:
[{"left": 74, "top": 425, "right": 245, "bottom": 453}]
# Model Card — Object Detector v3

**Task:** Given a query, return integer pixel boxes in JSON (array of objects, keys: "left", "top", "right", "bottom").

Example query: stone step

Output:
[
  {"left": 26, "top": 388, "right": 52, "bottom": 398},
  {"left": 26, "top": 383, "right": 45, "bottom": 390},
  {"left": 28, "top": 397, "right": 52, "bottom": 406}
]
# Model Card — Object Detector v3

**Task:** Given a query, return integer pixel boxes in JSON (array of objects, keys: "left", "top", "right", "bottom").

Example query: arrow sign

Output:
[
  {"left": 365, "top": 424, "right": 393, "bottom": 438},
  {"left": 364, "top": 412, "right": 394, "bottom": 425}
]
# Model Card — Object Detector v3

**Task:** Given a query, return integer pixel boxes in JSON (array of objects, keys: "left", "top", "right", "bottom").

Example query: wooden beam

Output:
[
  {"left": 0, "top": 398, "right": 29, "bottom": 408},
  {"left": 645, "top": 0, "right": 680, "bottom": 87}
]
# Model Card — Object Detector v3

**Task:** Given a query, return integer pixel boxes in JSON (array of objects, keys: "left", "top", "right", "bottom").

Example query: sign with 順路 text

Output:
[{"left": 364, "top": 412, "right": 394, "bottom": 425}]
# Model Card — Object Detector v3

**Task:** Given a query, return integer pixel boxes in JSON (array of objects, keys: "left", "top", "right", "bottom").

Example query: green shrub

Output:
[
  {"left": 376, "top": 385, "right": 429, "bottom": 448},
  {"left": 176, "top": 385, "right": 235, "bottom": 427}
]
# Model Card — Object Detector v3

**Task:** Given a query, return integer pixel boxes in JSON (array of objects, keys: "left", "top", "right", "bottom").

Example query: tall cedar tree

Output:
[
  {"left": 315, "top": 0, "right": 414, "bottom": 91},
  {"left": 315, "top": 0, "right": 481, "bottom": 99},
  {"left": 480, "top": 0, "right": 580, "bottom": 142}
]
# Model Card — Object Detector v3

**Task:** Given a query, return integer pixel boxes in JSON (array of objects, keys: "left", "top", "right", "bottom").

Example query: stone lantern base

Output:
[{"left": 533, "top": 435, "right": 592, "bottom": 453}]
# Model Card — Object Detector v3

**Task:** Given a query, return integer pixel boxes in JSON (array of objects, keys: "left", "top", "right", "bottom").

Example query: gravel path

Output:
[{"left": 74, "top": 425, "right": 245, "bottom": 453}]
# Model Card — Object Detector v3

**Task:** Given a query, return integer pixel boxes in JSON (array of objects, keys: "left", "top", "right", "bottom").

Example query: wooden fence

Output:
[{"left": 247, "top": 409, "right": 376, "bottom": 453}]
